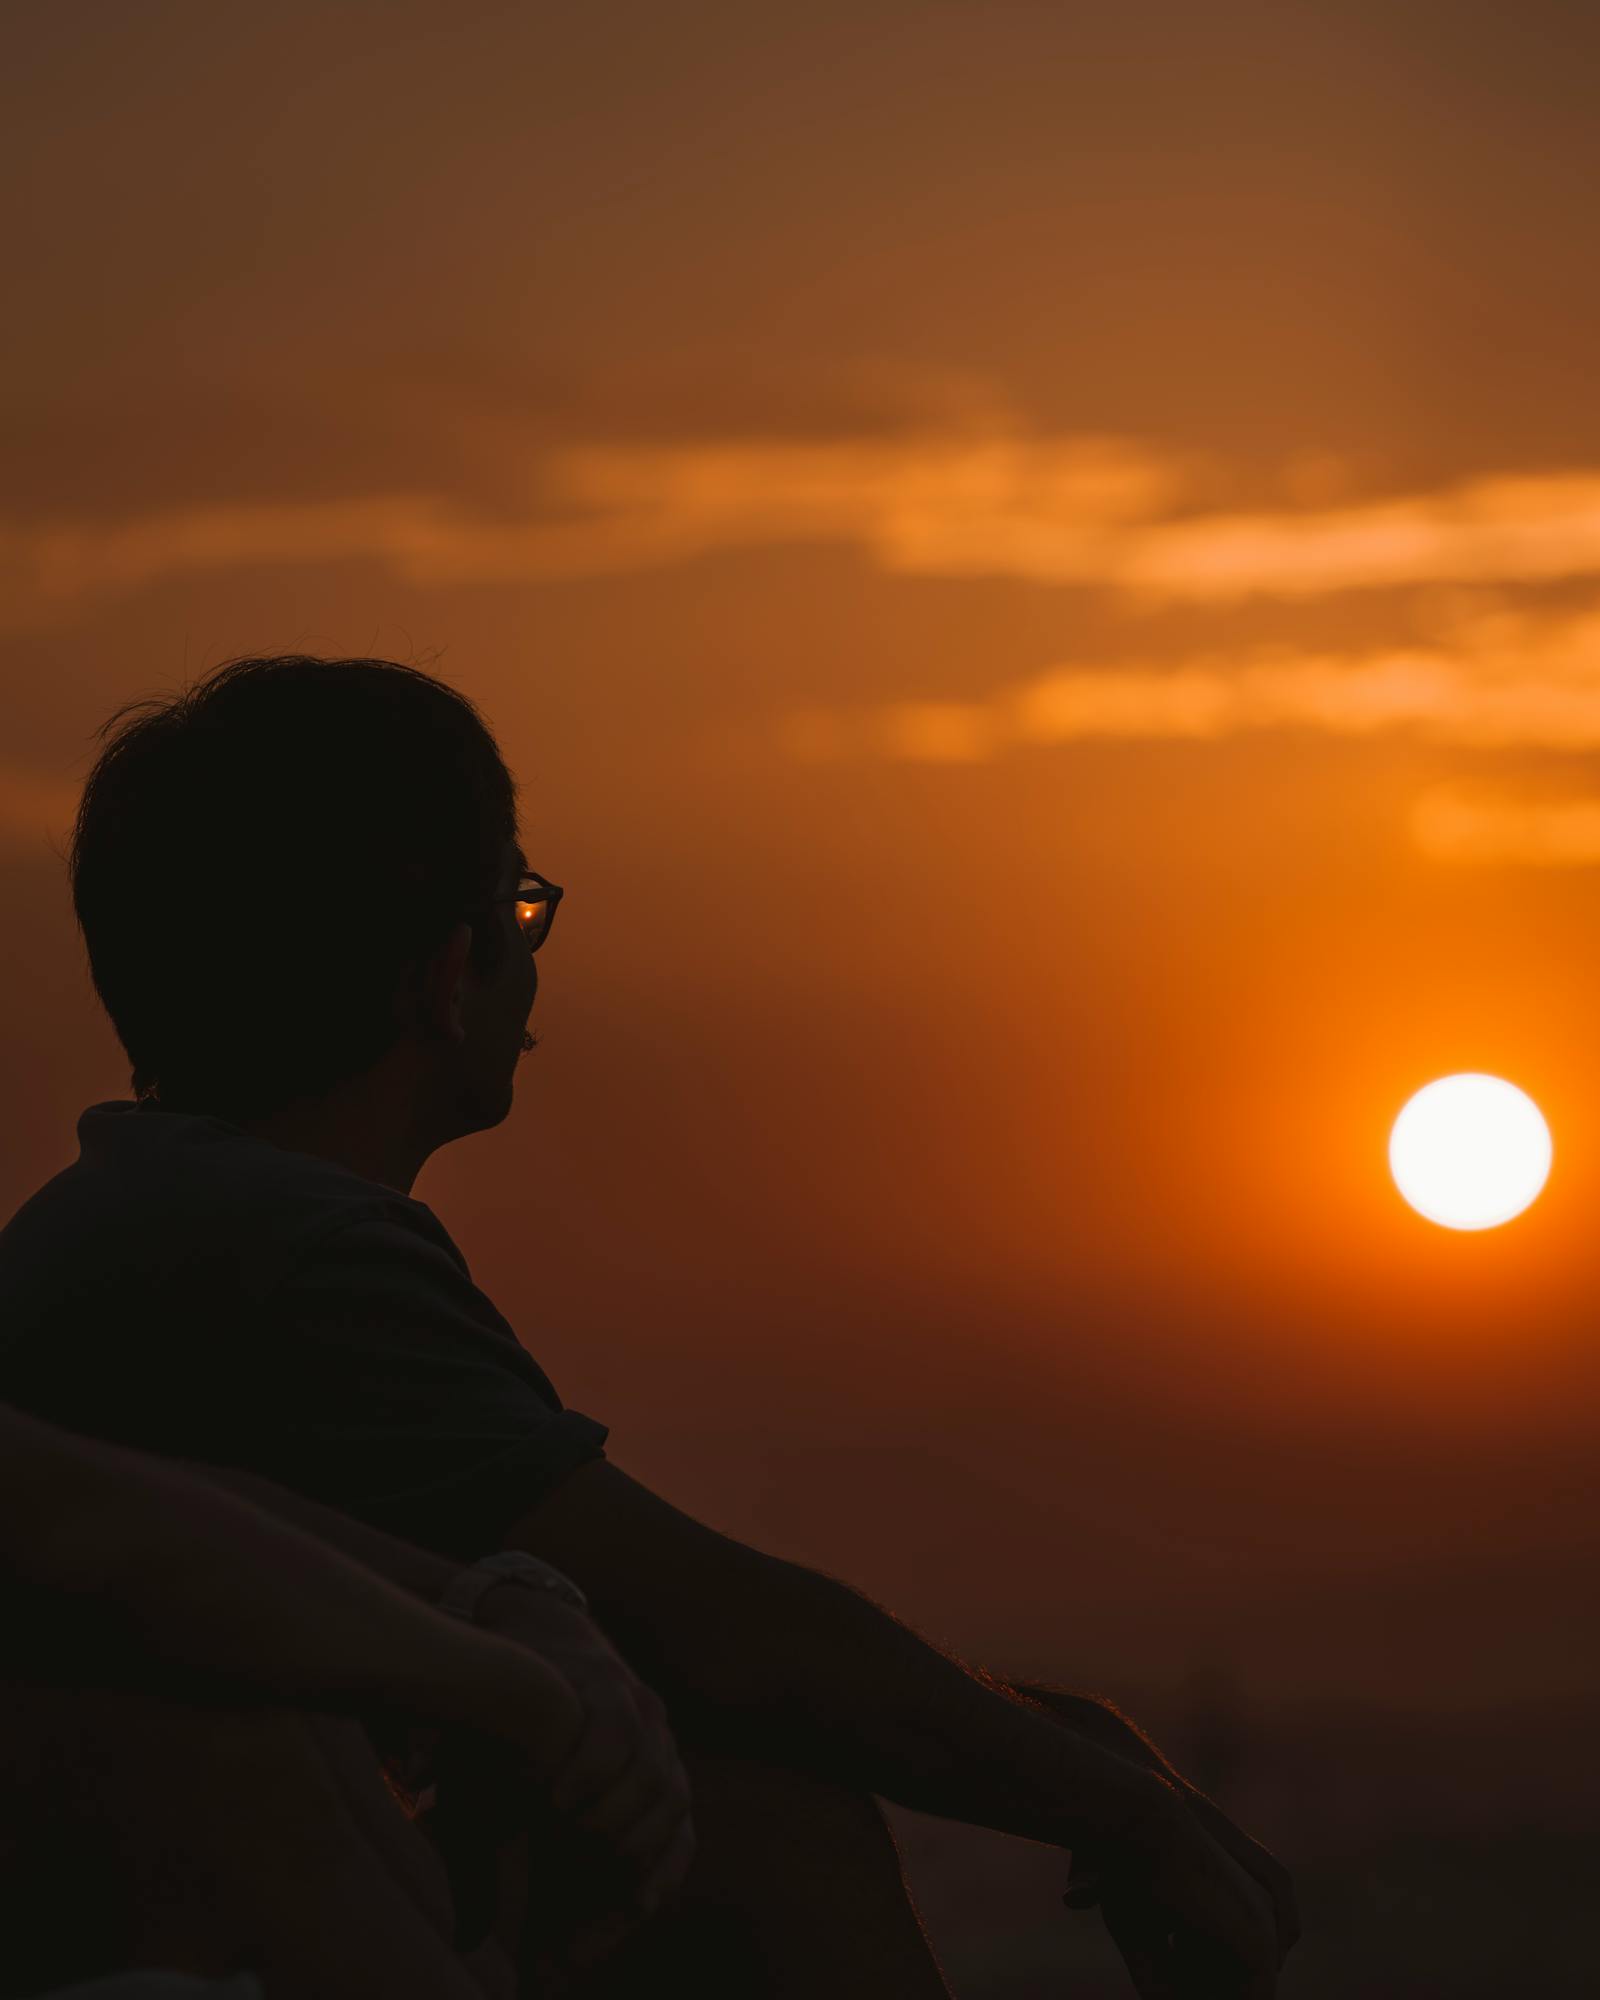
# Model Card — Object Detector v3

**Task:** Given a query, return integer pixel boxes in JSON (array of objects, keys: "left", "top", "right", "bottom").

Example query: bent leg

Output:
[
  {"left": 0, "top": 1687, "right": 513, "bottom": 2000},
  {"left": 582, "top": 1752, "right": 953, "bottom": 2000}
]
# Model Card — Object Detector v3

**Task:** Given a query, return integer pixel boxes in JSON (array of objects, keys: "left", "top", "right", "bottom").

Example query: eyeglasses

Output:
[{"left": 497, "top": 868, "right": 564, "bottom": 953}]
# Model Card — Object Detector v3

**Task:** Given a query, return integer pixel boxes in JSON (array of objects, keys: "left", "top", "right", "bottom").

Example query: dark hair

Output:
[{"left": 70, "top": 655, "right": 519, "bottom": 1123}]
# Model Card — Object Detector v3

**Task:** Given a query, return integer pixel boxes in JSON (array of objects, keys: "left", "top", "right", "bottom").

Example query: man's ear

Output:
[{"left": 418, "top": 922, "right": 475, "bottom": 1045}]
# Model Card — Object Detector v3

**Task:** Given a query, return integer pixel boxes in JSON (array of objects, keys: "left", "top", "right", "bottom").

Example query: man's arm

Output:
[
  {"left": 1012, "top": 1681, "right": 1298, "bottom": 1954},
  {"left": 181, "top": 1457, "right": 460, "bottom": 1603},
  {"left": 1, "top": 1400, "right": 570, "bottom": 1742},
  {"left": 188, "top": 1427, "right": 1291, "bottom": 1964},
  {"left": 502, "top": 1462, "right": 1152, "bottom": 1838},
  {"left": 0, "top": 1402, "right": 697, "bottom": 1933},
  {"left": 504, "top": 1460, "right": 1288, "bottom": 1987}
]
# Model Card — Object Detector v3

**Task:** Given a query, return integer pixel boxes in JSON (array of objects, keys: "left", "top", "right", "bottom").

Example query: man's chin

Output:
[{"left": 450, "top": 1074, "right": 519, "bottom": 1141}]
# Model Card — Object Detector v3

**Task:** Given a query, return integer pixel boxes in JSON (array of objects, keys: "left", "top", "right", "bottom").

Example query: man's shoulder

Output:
[
  {"left": 0, "top": 1101, "right": 437, "bottom": 1311},
  {"left": 0, "top": 1106, "right": 602, "bottom": 1544}
]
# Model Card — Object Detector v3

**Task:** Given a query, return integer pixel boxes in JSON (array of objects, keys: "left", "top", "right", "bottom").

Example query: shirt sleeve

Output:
[{"left": 253, "top": 1203, "right": 608, "bottom": 1559}]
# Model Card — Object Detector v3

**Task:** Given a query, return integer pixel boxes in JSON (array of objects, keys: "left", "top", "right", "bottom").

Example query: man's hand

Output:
[
  {"left": 1079, "top": 1782, "right": 1284, "bottom": 2000},
  {"left": 1013, "top": 1681, "right": 1298, "bottom": 1969},
  {"left": 1173, "top": 1788, "right": 1296, "bottom": 1963},
  {"left": 468, "top": 1584, "right": 695, "bottom": 1964},
  {"left": 376, "top": 1582, "right": 693, "bottom": 1977}
]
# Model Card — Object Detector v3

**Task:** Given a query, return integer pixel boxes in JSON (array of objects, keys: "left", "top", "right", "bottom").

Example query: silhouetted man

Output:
[{"left": 0, "top": 656, "right": 1296, "bottom": 1997}]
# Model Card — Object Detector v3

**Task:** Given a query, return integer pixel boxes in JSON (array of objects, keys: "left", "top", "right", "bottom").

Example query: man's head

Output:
[{"left": 71, "top": 655, "right": 541, "bottom": 1141}]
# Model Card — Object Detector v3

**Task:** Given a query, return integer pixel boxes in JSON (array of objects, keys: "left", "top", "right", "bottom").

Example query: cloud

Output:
[
  {"left": 776, "top": 602, "right": 1600, "bottom": 864},
  {"left": 0, "top": 435, "right": 1182, "bottom": 619},
  {"left": 783, "top": 609, "right": 1600, "bottom": 860},
  {"left": 14, "top": 427, "right": 1600, "bottom": 615},
  {"left": 1114, "top": 473, "right": 1600, "bottom": 602},
  {"left": 878, "top": 702, "right": 1008, "bottom": 764},
  {"left": 1411, "top": 783, "right": 1600, "bottom": 865},
  {"left": 783, "top": 605, "right": 1600, "bottom": 765}
]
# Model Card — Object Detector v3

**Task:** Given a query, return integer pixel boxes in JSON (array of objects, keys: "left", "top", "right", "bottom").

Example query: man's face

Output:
[{"left": 451, "top": 838, "right": 540, "bottom": 1134}]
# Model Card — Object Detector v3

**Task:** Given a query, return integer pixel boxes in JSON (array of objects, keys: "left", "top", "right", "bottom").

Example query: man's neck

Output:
[{"left": 240, "top": 1066, "right": 440, "bottom": 1196}]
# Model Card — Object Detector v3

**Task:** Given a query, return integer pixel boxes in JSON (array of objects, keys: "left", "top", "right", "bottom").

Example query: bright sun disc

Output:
[{"left": 1388, "top": 1073, "right": 1552, "bottom": 1231}]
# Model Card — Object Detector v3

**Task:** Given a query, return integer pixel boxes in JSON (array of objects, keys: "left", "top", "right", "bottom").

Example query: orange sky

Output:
[{"left": 4, "top": 1, "right": 1599, "bottom": 1708}]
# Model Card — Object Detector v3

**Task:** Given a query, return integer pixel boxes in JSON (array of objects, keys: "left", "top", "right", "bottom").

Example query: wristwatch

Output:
[{"left": 438, "top": 1549, "right": 590, "bottom": 1624}]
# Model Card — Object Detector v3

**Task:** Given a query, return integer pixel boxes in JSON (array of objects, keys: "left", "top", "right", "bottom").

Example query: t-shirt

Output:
[{"left": 0, "top": 1101, "right": 608, "bottom": 1559}]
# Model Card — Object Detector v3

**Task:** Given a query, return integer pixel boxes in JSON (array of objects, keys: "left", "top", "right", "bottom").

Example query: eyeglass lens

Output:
[{"left": 514, "top": 891, "right": 552, "bottom": 949}]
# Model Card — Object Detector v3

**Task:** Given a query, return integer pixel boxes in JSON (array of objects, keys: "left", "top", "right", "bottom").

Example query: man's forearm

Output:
[
  {"left": 1009, "top": 1682, "right": 1183, "bottom": 1784},
  {"left": 597, "top": 1548, "right": 1167, "bottom": 1850},
  {"left": 508, "top": 1464, "right": 1176, "bottom": 1851},
  {"left": 2, "top": 1406, "right": 581, "bottom": 1758},
  {"left": 511, "top": 1462, "right": 1292, "bottom": 1962},
  {"left": 184, "top": 1460, "right": 458, "bottom": 1603}
]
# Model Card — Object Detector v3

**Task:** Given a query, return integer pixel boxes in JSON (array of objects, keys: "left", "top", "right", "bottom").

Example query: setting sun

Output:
[{"left": 1388, "top": 1073, "right": 1553, "bottom": 1231}]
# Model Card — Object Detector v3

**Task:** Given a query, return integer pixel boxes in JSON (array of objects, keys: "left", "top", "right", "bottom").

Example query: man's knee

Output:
[
  {"left": 583, "top": 1753, "right": 948, "bottom": 2000},
  {"left": 0, "top": 1692, "right": 468, "bottom": 2000},
  {"left": 0, "top": 1691, "right": 292, "bottom": 1995}
]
